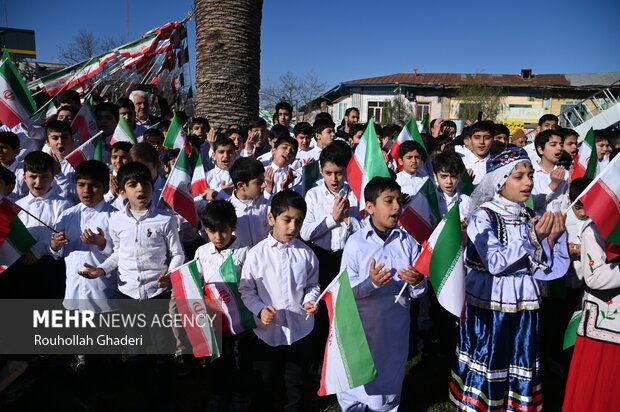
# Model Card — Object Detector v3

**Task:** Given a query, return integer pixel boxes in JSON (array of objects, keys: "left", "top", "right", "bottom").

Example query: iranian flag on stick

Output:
[
  {"left": 111, "top": 116, "right": 137, "bottom": 145},
  {"left": 161, "top": 148, "right": 198, "bottom": 226},
  {"left": 318, "top": 269, "right": 378, "bottom": 396},
  {"left": 414, "top": 202, "right": 465, "bottom": 317},
  {"left": 190, "top": 150, "right": 208, "bottom": 197},
  {"left": 390, "top": 117, "right": 428, "bottom": 171},
  {"left": 399, "top": 179, "right": 440, "bottom": 244},
  {"left": 163, "top": 113, "right": 191, "bottom": 156},
  {"left": 65, "top": 132, "right": 103, "bottom": 170},
  {"left": 117, "top": 33, "right": 160, "bottom": 58},
  {"left": 170, "top": 259, "right": 220, "bottom": 358},
  {"left": 37, "top": 56, "right": 110, "bottom": 96},
  {"left": 72, "top": 99, "right": 99, "bottom": 143},
  {"left": 0, "top": 197, "right": 36, "bottom": 272},
  {"left": 203, "top": 255, "right": 256, "bottom": 336},
  {"left": 573, "top": 153, "right": 620, "bottom": 257},
  {"left": 0, "top": 50, "right": 36, "bottom": 128},
  {"left": 571, "top": 128, "right": 598, "bottom": 180},
  {"left": 346, "top": 119, "right": 391, "bottom": 210}
]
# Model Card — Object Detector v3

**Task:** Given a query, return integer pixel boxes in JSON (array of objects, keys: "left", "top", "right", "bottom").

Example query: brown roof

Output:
[{"left": 344, "top": 73, "right": 574, "bottom": 87}]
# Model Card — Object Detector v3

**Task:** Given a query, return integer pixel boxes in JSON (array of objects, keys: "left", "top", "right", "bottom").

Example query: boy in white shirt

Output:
[
  {"left": 433, "top": 152, "right": 471, "bottom": 220},
  {"left": 305, "top": 119, "right": 335, "bottom": 162},
  {"left": 206, "top": 137, "right": 236, "bottom": 198},
  {"left": 104, "top": 141, "right": 132, "bottom": 206},
  {"left": 337, "top": 177, "right": 426, "bottom": 412},
  {"left": 532, "top": 129, "right": 568, "bottom": 213},
  {"left": 256, "top": 124, "right": 289, "bottom": 166},
  {"left": 0, "top": 131, "right": 21, "bottom": 173},
  {"left": 228, "top": 157, "right": 271, "bottom": 248},
  {"left": 46, "top": 120, "right": 77, "bottom": 203},
  {"left": 395, "top": 140, "right": 429, "bottom": 197},
  {"left": 457, "top": 122, "right": 494, "bottom": 186},
  {"left": 291, "top": 122, "right": 314, "bottom": 169},
  {"left": 265, "top": 136, "right": 302, "bottom": 195},
  {"left": 14, "top": 152, "right": 72, "bottom": 298},
  {"left": 239, "top": 190, "right": 320, "bottom": 412}
]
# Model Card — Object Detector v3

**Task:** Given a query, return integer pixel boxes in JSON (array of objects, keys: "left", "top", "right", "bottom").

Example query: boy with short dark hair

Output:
[
  {"left": 0, "top": 131, "right": 21, "bottom": 172},
  {"left": 337, "top": 176, "right": 426, "bottom": 411},
  {"left": 206, "top": 137, "right": 236, "bottom": 199},
  {"left": 0, "top": 165, "right": 16, "bottom": 201},
  {"left": 45, "top": 120, "right": 78, "bottom": 203},
  {"left": 239, "top": 190, "right": 320, "bottom": 412},
  {"left": 257, "top": 124, "right": 289, "bottom": 166},
  {"left": 558, "top": 128, "right": 579, "bottom": 159},
  {"left": 292, "top": 121, "right": 315, "bottom": 168},
  {"left": 349, "top": 123, "right": 365, "bottom": 150},
  {"left": 395, "top": 140, "right": 429, "bottom": 197},
  {"left": 593, "top": 130, "right": 611, "bottom": 175},
  {"left": 493, "top": 124, "right": 510, "bottom": 144},
  {"left": 265, "top": 136, "right": 302, "bottom": 195},
  {"left": 129, "top": 141, "right": 165, "bottom": 204},
  {"left": 95, "top": 102, "right": 119, "bottom": 164},
  {"left": 432, "top": 152, "right": 471, "bottom": 219},
  {"left": 306, "top": 119, "right": 336, "bottom": 161},
  {"left": 533, "top": 129, "right": 568, "bottom": 213},
  {"left": 455, "top": 122, "right": 494, "bottom": 185},
  {"left": 105, "top": 141, "right": 133, "bottom": 207},
  {"left": 228, "top": 157, "right": 271, "bottom": 248}
]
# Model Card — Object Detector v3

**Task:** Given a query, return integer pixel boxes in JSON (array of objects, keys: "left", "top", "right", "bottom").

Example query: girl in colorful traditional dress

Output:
[
  {"left": 562, "top": 178, "right": 620, "bottom": 412},
  {"left": 449, "top": 147, "right": 570, "bottom": 411}
]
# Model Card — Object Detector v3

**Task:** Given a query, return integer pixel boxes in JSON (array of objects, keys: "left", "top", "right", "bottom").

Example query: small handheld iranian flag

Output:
[
  {"left": 111, "top": 116, "right": 137, "bottom": 145},
  {"left": 347, "top": 119, "right": 391, "bottom": 210},
  {"left": 190, "top": 150, "right": 208, "bottom": 197},
  {"left": 399, "top": 179, "right": 440, "bottom": 244},
  {"left": 72, "top": 99, "right": 99, "bottom": 144},
  {"left": 31, "top": 99, "right": 57, "bottom": 126},
  {"left": 164, "top": 112, "right": 191, "bottom": 156},
  {"left": 318, "top": 269, "right": 377, "bottom": 396},
  {"left": 563, "top": 310, "right": 582, "bottom": 350},
  {"left": 204, "top": 255, "right": 256, "bottom": 336},
  {"left": 0, "top": 198, "right": 36, "bottom": 272},
  {"left": 303, "top": 160, "right": 320, "bottom": 192},
  {"left": 65, "top": 131, "right": 103, "bottom": 170},
  {"left": 0, "top": 49, "right": 36, "bottom": 128},
  {"left": 161, "top": 148, "right": 198, "bottom": 226},
  {"left": 170, "top": 259, "right": 220, "bottom": 358},
  {"left": 571, "top": 128, "right": 598, "bottom": 180},
  {"left": 390, "top": 117, "right": 428, "bottom": 171}
]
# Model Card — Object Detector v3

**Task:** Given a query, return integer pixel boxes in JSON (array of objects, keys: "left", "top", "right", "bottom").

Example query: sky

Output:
[{"left": 5, "top": 0, "right": 620, "bottom": 92}]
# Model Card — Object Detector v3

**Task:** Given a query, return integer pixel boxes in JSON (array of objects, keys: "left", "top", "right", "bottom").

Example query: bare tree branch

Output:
[
  {"left": 56, "top": 30, "right": 123, "bottom": 65},
  {"left": 260, "top": 70, "right": 326, "bottom": 113}
]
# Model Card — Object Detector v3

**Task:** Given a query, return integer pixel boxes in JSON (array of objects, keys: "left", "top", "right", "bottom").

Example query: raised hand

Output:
[
  {"left": 50, "top": 232, "right": 69, "bottom": 251},
  {"left": 398, "top": 265, "right": 424, "bottom": 286},
  {"left": 369, "top": 259, "right": 392, "bottom": 288},
  {"left": 534, "top": 212, "right": 553, "bottom": 241},
  {"left": 78, "top": 263, "right": 105, "bottom": 279},
  {"left": 80, "top": 227, "right": 106, "bottom": 250}
]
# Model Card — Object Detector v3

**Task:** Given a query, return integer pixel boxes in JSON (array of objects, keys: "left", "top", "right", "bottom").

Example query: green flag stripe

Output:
[
  {"left": 429, "top": 205, "right": 461, "bottom": 295},
  {"left": 421, "top": 179, "right": 441, "bottom": 222},
  {"left": 333, "top": 271, "right": 377, "bottom": 386},
  {"left": 303, "top": 161, "right": 320, "bottom": 191},
  {"left": 584, "top": 129, "right": 598, "bottom": 179},
  {"left": 219, "top": 256, "right": 256, "bottom": 330},
  {"left": 363, "top": 120, "right": 391, "bottom": 179},
  {"left": 1, "top": 51, "right": 36, "bottom": 114},
  {"left": 7, "top": 218, "right": 36, "bottom": 253}
]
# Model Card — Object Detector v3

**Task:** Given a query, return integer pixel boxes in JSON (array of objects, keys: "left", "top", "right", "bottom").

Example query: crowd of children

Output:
[{"left": 1, "top": 88, "right": 619, "bottom": 412}]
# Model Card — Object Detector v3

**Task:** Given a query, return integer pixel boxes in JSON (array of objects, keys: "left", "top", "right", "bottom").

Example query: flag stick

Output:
[
  {"left": 305, "top": 269, "right": 346, "bottom": 320},
  {"left": 394, "top": 283, "right": 408, "bottom": 304},
  {"left": 1, "top": 196, "right": 59, "bottom": 234},
  {"left": 563, "top": 154, "right": 620, "bottom": 213}
]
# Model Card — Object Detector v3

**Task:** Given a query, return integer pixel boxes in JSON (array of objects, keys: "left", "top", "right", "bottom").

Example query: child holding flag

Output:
[{"left": 450, "top": 147, "right": 569, "bottom": 411}]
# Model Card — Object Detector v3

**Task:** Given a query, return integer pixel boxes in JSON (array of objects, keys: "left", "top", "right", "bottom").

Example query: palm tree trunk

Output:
[{"left": 194, "top": 0, "right": 262, "bottom": 128}]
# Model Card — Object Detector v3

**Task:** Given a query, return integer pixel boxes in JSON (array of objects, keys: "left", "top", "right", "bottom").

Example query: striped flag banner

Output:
[
  {"left": 163, "top": 112, "right": 191, "bottom": 156},
  {"left": 36, "top": 53, "right": 115, "bottom": 96},
  {"left": 190, "top": 149, "right": 208, "bottom": 197},
  {"left": 399, "top": 179, "right": 440, "bottom": 244},
  {"left": 161, "top": 148, "right": 197, "bottom": 226},
  {"left": 318, "top": 269, "right": 377, "bottom": 396},
  {"left": 111, "top": 116, "right": 137, "bottom": 145},
  {"left": 414, "top": 202, "right": 465, "bottom": 317},
  {"left": 72, "top": 99, "right": 99, "bottom": 143},
  {"left": 390, "top": 117, "right": 428, "bottom": 171},
  {"left": 0, "top": 198, "right": 36, "bottom": 272},
  {"left": 65, "top": 131, "right": 103, "bottom": 170},
  {"left": 116, "top": 33, "right": 160, "bottom": 58},
  {"left": 203, "top": 255, "right": 256, "bottom": 336},
  {"left": 170, "top": 259, "right": 220, "bottom": 358},
  {"left": 346, "top": 119, "right": 390, "bottom": 210},
  {"left": 0, "top": 49, "right": 36, "bottom": 128},
  {"left": 571, "top": 128, "right": 597, "bottom": 180},
  {"left": 31, "top": 99, "right": 57, "bottom": 126},
  {"left": 563, "top": 310, "right": 581, "bottom": 350}
]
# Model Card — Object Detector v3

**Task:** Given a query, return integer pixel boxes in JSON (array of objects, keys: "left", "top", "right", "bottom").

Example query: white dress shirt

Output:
[
  {"left": 99, "top": 203, "right": 185, "bottom": 300},
  {"left": 16, "top": 190, "right": 73, "bottom": 259},
  {"left": 206, "top": 165, "right": 232, "bottom": 192},
  {"left": 55, "top": 159, "right": 79, "bottom": 204},
  {"left": 532, "top": 161, "right": 569, "bottom": 213},
  {"left": 266, "top": 162, "right": 302, "bottom": 195},
  {"left": 194, "top": 237, "right": 248, "bottom": 284},
  {"left": 396, "top": 169, "right": 429, "bottom": 197},
  {"left": 51, "top": 200, "right": 121, "bottom": 311},
  {"left": 301, "top": 182, "right": 360, "bottom": 252},
  {"left": 456, "top": 147, "right": 489, "bottom": 186},
  {"left": 228, "top": 192, "right": 271, "bottom": 249},
  {"left": 436, "top": 189, "right": 471, "bottom": 220},
  {"left": 256, "top": 151, "right": 273, "bottom": 167},
  {"left": 239, "top": 234, "right": 320, "bottom": 346}
]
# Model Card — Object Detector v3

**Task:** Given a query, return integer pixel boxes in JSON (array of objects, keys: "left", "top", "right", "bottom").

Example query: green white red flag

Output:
[
  {"left": 117, "top": 33, "right": 160, "bottom": 58},
  {"left": 111, "top": 116, "right": 137, "bottom": 145},
  {"left": 0, "top": 49, "right": 36, "bottom": 128},
  {"left": 170, "top": 259, "right": 220, "bottom": 358},
  {"left": 318, "top": 269, "right": 378, "bottom": 396},
  {"left": 303, "top": 160, "right": 320, "bottom": 193},
  {"left": 571, "top": 128, "right": 597, "bottom": 180},
  {"left": 203, "top": 255, "right": 256, "bottom": 336},
  {"left": 414, "top": 202, "right": 465, "bottom": 317},
  {"left": 31, "top": 99, "right": 57, "bottom": 126},
  {"left": 346, "top": 119, "right": 391, "bottom": 210},
  {"left": 161, "top": 148, "right": 197, "bottom": 226},
  {"left": 65, "top": 131, "right": 103, "bottom": 170},
  {"left": 390, "top": 117, "right": 428, "bottom": 171},
  {"left": 72, "top": 99, "right": 99, "bottom": 143},
  {"left": 163, "top": 112, "right": 191, "bottom": 156},
  {"left": 190, "top": 150, "right": 208, "bottom": 197},
  {"left": 399, "top": 179, "right": 440, "bottom": 244},
  {"left": 36, "top": 53, "right": 115, "bottom": 96},
  {"left": 0, "top": 197, "right": 36, "bottom": 272}
]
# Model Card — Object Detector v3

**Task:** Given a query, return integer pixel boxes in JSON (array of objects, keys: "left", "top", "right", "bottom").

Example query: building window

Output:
[
  {"left": 415, "top": 103, "right": 430, "bottom": 121},
  {"left": 367, "top": 101, "right": 386, "bottom": 123},
  {"left": 509, "top": 104, "right": 533, "bottom": 109}
]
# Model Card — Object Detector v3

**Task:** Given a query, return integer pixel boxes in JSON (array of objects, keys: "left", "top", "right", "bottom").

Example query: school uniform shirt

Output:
[
  {"left": 50, "top": 200, "right": 122, "bottom": 311},
  {"left": 55, "top": 159, "right": 79, "bottom": 204},
  {"left": 396, "top": 169, "right": 429, "bottom": 197},
  {"left": 564, "top": 208, "right": 586, "bottom": 288},
  {"left": 256, "top": 151, "right": 272, "bottom": 167},
  {"left": 99, "top": 203, "right": 185, "bottom": 300},
  {"left": 239, "top": 234, "right": 320, "bottom": 347},
  {"left": 206, "top": 165, "right": 232, "bottom": 192},
  {"left": 436, "top": 189, "right": 471, "bottom": 220},
  {"left": 16, "top": 190, "right": 72, "bottom": 259},
  {"left": 194, "top": 237, "right": 248, "bottom": 284},
  {"left": 0, "top": 123, "right": 44, "bottom": 163},
  {"left": 532, "top": 161, "right": 569, "bottom": 213},
  {"left": 456, "top": 147, "right": 489, "bottom": 186},
  {"left": 337, "top": 224, "right": 426, "bottom": 411},
  {"left": 300, "top": 182, "right": 360, "bottom": 252},
  {"left": 228, "top": 192, "right": 271, "bottom": 249},
  {"left": 596, "top": 157, "right": 609, "bottom": 176},
  {"left": 267, "top": 162, "right": 302, "bottom": 195}
]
